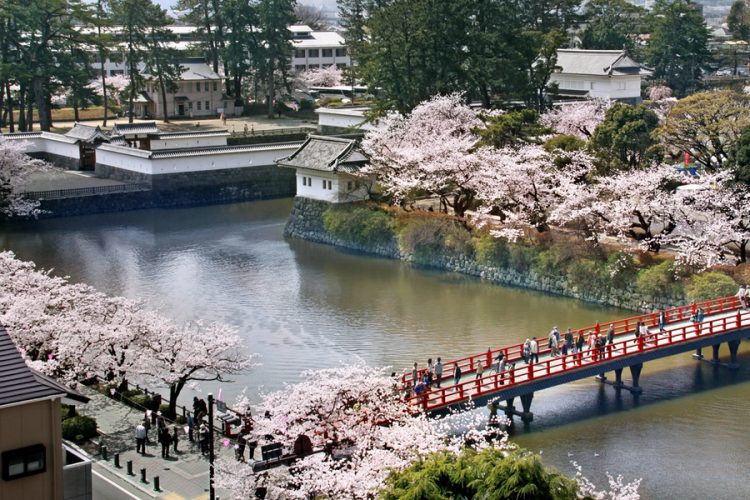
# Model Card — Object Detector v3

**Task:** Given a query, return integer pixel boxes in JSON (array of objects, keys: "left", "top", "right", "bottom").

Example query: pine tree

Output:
[{"left": 255, "top": 0, "right": 295, "bottom": 118}]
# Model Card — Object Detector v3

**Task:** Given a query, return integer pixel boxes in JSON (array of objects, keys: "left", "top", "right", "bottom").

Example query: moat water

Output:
[{"left": 3, "top": 198, "right": 749, "bottom": 498}]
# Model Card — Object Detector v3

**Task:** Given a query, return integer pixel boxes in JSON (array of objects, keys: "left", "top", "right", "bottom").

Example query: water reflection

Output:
[{"left": 2, "top": 199, "right": 750, "bottom": 498}]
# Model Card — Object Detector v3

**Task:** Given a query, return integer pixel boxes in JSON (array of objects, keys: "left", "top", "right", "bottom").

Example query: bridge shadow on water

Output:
[{"left": 502, "top": 344, "right": 750, "bottom": 436}]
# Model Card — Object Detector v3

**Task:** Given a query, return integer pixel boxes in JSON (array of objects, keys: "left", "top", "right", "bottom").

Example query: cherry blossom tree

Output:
[
  {"left": 361, "top": 93, "right": 487, "bottom": 216},
  {"left": 0, "top": 251, "right": 253, "bottom": 415},
  {"left": 540, "top": 98, "right": 611, "bottom": 139},
  {"left": 215, "top": 363, "right": 506, "bottom": 499},
  {"left": 87, "top": 74, "right": 130, "bottom": 105},
  {"left": 0, "top": 137, "right": 48, "bottom": 217},
  {"left": 476, "top": 145, "right": 596, "bottom": 233},
  {"left": 298, "top": 65, "right": 344, "bottom": 88}
]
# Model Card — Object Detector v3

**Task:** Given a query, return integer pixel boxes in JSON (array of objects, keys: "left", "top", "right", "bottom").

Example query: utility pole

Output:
[{"left": 208, "top": 393, "right": 215, "bottom": 500}]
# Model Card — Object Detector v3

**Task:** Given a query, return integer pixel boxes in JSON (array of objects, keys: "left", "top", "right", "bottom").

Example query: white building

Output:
[
  {"left": 550, "top": 49, "right": 649, "bottom": 104},
  {"left": 290, "top": 25, "right": 350, "bottom": 72},
  {"left": 276, "top": 135, "right": 369, "bottom": 203},
  {"left": 141, "top": 59, "right": 238, "bottom": 119}
]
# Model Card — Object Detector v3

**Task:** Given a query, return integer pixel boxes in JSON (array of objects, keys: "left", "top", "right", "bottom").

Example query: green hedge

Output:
[
  {"left": 636, "top": 260, "right": 677, "bottom": 297},
  {"left": 475, "top": 233, "right": 510, "bottom": 268},
  {"left": 397, "top": 216, "right": 473, "bottom": 264},
  {"left": 323, "top": 205, "right": 395, "bottom": 246},
  {"left": 687, "top": 272, "right": 737, "bottom": 302},
  {"left": 567, "top": 258, "right": 608, "bottom": 292},
  {"left": 62, "top": 416, "right": 98, "bottom": 442}
]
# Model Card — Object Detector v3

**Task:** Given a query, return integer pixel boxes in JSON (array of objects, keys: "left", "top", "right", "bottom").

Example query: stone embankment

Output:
[{"left": 285, "top": 197, "right": 684, "bottom": 313}]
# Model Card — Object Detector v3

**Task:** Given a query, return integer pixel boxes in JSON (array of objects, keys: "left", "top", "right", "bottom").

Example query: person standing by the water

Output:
[
  {"left": 475, "top": 360, "right": 484, "bottom": 379},
  {"left": 522, "top": 339, "right": 531, "bottom": 364},
  {"left": 412, "top": 362, "right": 419, "bottom": 387},
  {"left": 453, "top": 364, "right": 462, "bottom": 386},
  {"left": 530, "top": 337, "right": 539, "bottom": 364}
]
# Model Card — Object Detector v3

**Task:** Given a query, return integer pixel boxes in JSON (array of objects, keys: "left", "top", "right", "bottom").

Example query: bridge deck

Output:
[{"left": 404, "top": 296, "right": 748, "bottom": 414}]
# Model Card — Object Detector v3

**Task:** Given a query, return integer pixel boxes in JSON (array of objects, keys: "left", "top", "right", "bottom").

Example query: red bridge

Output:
[{"left": 404, "top": 295, "right": 749, "bottom": 422}]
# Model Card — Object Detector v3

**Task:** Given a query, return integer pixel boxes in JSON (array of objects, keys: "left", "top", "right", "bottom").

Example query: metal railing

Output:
[
  {"left": 23, "top": 183, "right": 151, "bottom": 200},
  {"left": 230, "top": 126, "right": 315, "bottom": 137},
  {"left": 404, "top": 295, "right": 746, "bottom": 412}
]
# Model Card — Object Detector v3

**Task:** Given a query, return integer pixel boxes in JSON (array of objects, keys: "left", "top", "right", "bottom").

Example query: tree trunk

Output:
[
  {"left": 4, "top": 82, "right": 13, "bottom": 132},
  {"left": 158, "top": 74, "right": 169, "bottom": 123},
  {"left": 33, "top": 77, "right": 51, "bottom": 131},
  {"left": 168, "top": 380, "right": 186, "bottom": 420},
  {"left": 74, "top": 102, "right": 80, "bottom": 122},
  {"left": 17, "top": 85, "right": 26, "bottom": 131},
  {"left": 267, "top": 69, "right": 275, "bottom": 119},
  {"left": 27, "top": 98, "right": 34, "bottom": 131},
  {"left": 100, "top": 61, "right": 108, "bottom": 127}
]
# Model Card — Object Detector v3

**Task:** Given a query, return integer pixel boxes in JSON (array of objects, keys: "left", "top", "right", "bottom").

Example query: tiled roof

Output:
[
  {"left": 0, "top": 325, "right": 88, "bottom": 407},
  {"left": 148, "top": 142, "right": 301, "bottom": 159},
  {"left": 154, "top": 130, "right": 230, "bottom": 140},
  {"left": 555, "top": 49, "right": 646, "bottom": 76},
  {"left": 276, "top": 135, "right": 367, "bottom": 172},
  {"left": 112, "top": 122, "right": 160, "bottom": 136},
  {"left": 65, "top": 123, "right": 109, "bottom": 142}
]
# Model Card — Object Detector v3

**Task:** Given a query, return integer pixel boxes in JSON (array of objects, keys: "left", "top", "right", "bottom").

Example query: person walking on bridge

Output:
[
  {"left": 475, "top": 360, "right": 484, "bottom": 379},
  {"left": 737, "top": 285, "right": 747, "bottom": 309},
  {"left": 522, "top": 339, "right": 531, "bottom": 364},
  {"left": 434, "top": 358, "right": 443, "bottom": 388},
  {"left": 575, "top": 331, "right": 585, "bottom": 364},
  {"left": 530, "top": 337, "right": 539, "bottom": 364},
  {"left": 564, "top": 328, "right": 573, "bottom": 356},
  {"left": 453, "top": 364, "right": 462, "bottom": 386},
  {"left": 412, "top": 362, "right": 419, "bottom": 387}
]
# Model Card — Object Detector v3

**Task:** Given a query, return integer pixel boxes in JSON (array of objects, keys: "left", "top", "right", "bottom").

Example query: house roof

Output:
[
  {"left": 111, "top": 122, "right": 160, "bottom": 137},
  {"left": 555, "top": 49, "right": 646, "bottom": 76},
  {"left": 179, "top": 60, "right": 222, "bottom": 80},
  {"left": 65, "top": 123, "right": 109, "bottom": 142},
  {"left": 151, "top": 130, "right": 230, "bottom": 140},
  {"left": 0, "top": 325, "right": 88, "bottom": 408},
  {"left": 293, "top": 32, "right": 346, "bottom": 49},
  {"left": 276, "top": 135, "right": 366, "bottom": 173}
]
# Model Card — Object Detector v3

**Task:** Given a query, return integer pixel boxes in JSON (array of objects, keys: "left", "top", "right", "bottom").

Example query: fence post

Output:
[
  {"left": 127, "top": 460, "right": 133, "bottom": 476},
  {"left": 114, "top": 453, "right": 120, "bottom": 468},
  {"left": 140, "top": 468, "right": 147, "bottom": 483},
  {"left": 154, "top": 476, "right": 160, "bottom": 491}
]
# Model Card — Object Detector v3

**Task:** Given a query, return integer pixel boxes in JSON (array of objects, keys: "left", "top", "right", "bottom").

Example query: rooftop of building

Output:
[
  {"left": 555, "top": 49, "right": 646, "bottom": 76},
  {"left": 276, "top": 135, "right": 366, "bottom": 173}
]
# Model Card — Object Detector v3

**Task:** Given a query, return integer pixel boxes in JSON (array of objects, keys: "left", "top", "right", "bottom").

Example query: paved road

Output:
[{"left": 93, "top": 462, "right": 148, "bottom": 500}]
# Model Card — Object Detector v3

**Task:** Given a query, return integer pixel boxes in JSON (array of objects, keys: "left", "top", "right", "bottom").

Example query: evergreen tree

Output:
[
  {"left": 646, "top": 0, "right": 710, "bottom": 97},
  {"left": 143, "top": 3, "right": 183, "bottom": 122},
  {"left": 728, "top": 0, "right": 750, "bottom": 41},
  {"left": 222, "top": 0, "right": 258, "bottom": 100},
  {"left": 94, "top": 0, "right": 114, "bottom": 126},
  {"left": 337, "top": 0, "right": 368, "bottom": 86},
  {"left": 111, "top": 0, "right": 152, "bottom": 122},
  {"left": 580, "top": 0, "right": 646, "bottom": 51},
  {"left": 590, "top": 103, "right": 660, "bottom": 174},
  {"left": 255, "top": 0, "right": 295, "bottom": 118}
]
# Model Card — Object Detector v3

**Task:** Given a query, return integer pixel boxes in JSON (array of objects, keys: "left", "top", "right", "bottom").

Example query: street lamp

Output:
[{"left": 208, "top": 393, "right": 215, "bottom": 500}]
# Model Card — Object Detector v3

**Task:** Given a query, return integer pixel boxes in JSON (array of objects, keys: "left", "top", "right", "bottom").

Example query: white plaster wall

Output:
[
  {"left": 149, "top": 136, "right": 228, "bottom": 150},
  {"left": 336, "top": 174, "right": 369, "bottom": 202},
  {"left": 316, "top": 109, "right": 374, "bottom": 131},
  {"left": 550, "top": 74, "right": 641, "bottom": 100},
  {"left": 296, "top": 170, "right": 339, "bottom": 202},
  {"left": 96, "top": 144, "right": 300, "bottom": 175},
  {"left": 4, "top": 135, "right": 46, "bottom": 153},
  {"left": 43, "top": 138, "right": 80, "bottom": 158}
]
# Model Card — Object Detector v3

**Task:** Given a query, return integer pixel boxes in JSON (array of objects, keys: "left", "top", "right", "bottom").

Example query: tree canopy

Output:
[{"left": 590, "top": 103, "right": 660, "bottom": 174}]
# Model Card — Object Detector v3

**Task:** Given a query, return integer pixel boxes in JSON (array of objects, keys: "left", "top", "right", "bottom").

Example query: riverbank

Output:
[{"left": 285, "top": 197, "right": 743, "bottom": 313}]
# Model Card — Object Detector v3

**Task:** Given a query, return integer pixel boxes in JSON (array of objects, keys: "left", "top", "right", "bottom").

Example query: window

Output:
[
  {"left": 213, "top": 82, "right": 218, "bottom": 91},
  {"left": 110, "top": 69, "right": 124, "bottom": 76},
  {"left": 308, "top": 49, "right": 319, "bottom": 58},
  {"left": 322, "top": 48, "right": 332, "bottom": 57},
  {"left": 295, "top": 65, "right": 307, "bottom": 71},
  {"left": 2, "top": 444, "right": 46, "bottom": 481},
  {"left": 204, "top": 82, "right": 209, "bottom": 92},
  {"left": 321, "top": 180, "right": 332, "bottom": 190},
  {"left": 322, "top": 63, "right": 332, "bottom": 68},
  {"left": 197, "top": 101, "right": 202, "bottom": 110},
  {"left": 336, "top": 63, "right": 347, "bottom": 69},
  {"left": 336, "top": 48, "right": 347, "bottom": 57},
  {"left": 295, "top": 49, "right": 306, "bottom": 58},
  {"left": 195, "top": 82, "right": 201, "bottom": 92},
  {"left": 617, "top": 81, "right": 627, "bottom": 90},
  {"left": 188, "top": 102, "right": 193, "bottom": 110},
  {"left": 205, "top": 101, "right": 210, "bottom": 111},
  {"left": 347, "top": 181, "right": 353, "bottom": 191}
]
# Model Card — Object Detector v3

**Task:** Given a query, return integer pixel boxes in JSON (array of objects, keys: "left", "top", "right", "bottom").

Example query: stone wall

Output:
[
  {"left": 26, "top": 165, "right": 295, "bottom": 218},
  {"left": 285, "top": 197, "right": 685, "bottom": 313}
]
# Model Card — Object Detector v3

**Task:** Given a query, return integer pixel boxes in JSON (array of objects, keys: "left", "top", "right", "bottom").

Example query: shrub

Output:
[
  {"left": 533, "top": 247, "right": 570, "bottom": 277},
  {"left": 397, "top": 215, "right": 473, "bottom": 264},
  {"left": 474, "top": 233, "right": 509, "bottom": 268},
  {"left": 635, "top": 260, "right": 676, "bottom": 297},
  {"left": 687, "top": 272, "right": 738, "bottom": 302},
  {"left": 606, "top": 251, "right": 638, "bottom": 289},
  {"left": 323, "top": 205, "right": 395, "bottom": 246},
  {"left": 62, "top": 415, "right": 98, "bottom": 442},
  {"left": 567, "top": 259, "right": 608, "bottom": 292},
  {"left": 507, "top": 244, "right": 537, "bottom": 272},
  {"left": 129, "top": 394, "right": 153, "bottom": 409}
]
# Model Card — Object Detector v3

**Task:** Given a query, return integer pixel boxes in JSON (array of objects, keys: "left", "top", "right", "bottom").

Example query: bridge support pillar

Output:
[
  {"left": 503, "top": 398, "right": 515, "bottom": 421},
  {"left": 613, "top": 368, "right": 623, "bottom": 389},
  {"left": 727, "top": 340, "right": 741, "bottom": 369},
  {"left": 629, "top": 363, "right": 643, "bottom": 394},
  {"left": 692, "top": 347, "right": 704, "bottom": 360},
  {"left": 712, "top": 344, "right": 721, "bottom": 365},
  {"left": 519, "top": 393, "right": 534, "bottom": 424}
]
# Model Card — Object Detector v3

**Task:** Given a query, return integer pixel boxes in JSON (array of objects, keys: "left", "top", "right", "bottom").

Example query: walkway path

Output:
[
  {"left": 77, "top": 387, "right": 247, "bottom": 499},
  {"left": 404, "top": 296, "right": 748, "bottom": 414}
]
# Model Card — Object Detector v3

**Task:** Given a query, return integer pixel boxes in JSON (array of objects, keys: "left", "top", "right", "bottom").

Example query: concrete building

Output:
[
  {"left": 550, "top": 49, "right": 649, "bottom": 104},
  {"left": 276, "top": 135, "right": 370, "bottom": 203},
  {"left": 2, "top": 126, "right": 103, "bottom": 171},
  {"left": 0, "top": 325, "right": 91, "bottom": 500},
  {"left": 290, "top": 25, "right": 350, "bottom": 72},
  {"left": 315, "top": 107, "right": 377, "bottom": 135}
]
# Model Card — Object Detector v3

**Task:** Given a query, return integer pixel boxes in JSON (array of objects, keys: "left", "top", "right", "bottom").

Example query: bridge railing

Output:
[
  {"left": 406, "top": 296, "right": 746, "bottom": 411},
  {"left": 400, "top": 295, "right": 741, "bottom": 390}
]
